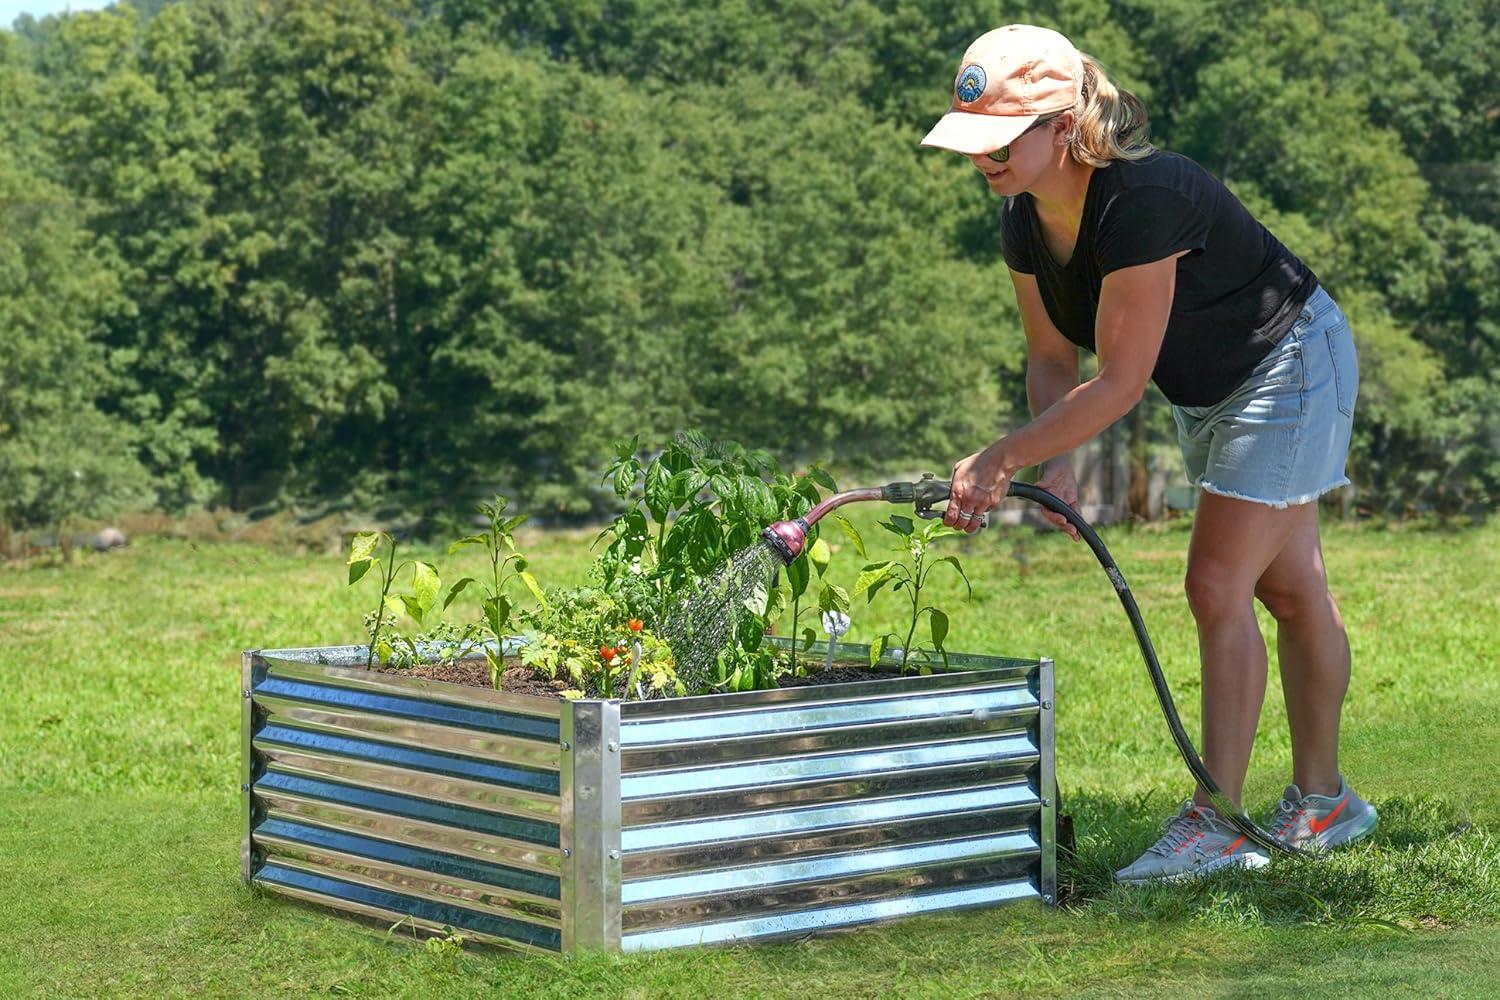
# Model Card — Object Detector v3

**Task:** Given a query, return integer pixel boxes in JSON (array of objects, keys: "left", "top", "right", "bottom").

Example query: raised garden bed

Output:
[{"left": 241, "top": 638, "right": 1056, "bottom": 953}]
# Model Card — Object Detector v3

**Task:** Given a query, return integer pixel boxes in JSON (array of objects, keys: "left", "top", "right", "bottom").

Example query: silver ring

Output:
[{"left": 957, "top": 509, "right": 976, "bottom": 520}]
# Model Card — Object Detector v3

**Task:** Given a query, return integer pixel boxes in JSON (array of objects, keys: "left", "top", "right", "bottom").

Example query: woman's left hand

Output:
[{"left": 946, "top": 443, "right": 1011, "bottom": 533}]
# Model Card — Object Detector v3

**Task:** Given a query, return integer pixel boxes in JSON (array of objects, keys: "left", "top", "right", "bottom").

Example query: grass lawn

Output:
[{"left": 2, "top": 509, "right": 1497, "bottom": 997}]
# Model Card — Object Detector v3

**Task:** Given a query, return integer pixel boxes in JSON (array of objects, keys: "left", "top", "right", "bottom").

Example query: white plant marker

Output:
[{"left": 821, "top": 610, "right": 851, "bottom": 671}]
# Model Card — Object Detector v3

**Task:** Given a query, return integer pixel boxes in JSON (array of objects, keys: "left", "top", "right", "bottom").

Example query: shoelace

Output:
[
  {"left": 1149, "top": 806, "right": 1213, "bottom": 856},
  {"left": 1270, "top": 798, "right": 1306, "bottom": 839}
]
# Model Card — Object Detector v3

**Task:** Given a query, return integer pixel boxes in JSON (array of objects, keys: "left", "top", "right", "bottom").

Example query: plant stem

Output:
[{"left": 902, "top": 552, "right": 924, "bottom": 670}]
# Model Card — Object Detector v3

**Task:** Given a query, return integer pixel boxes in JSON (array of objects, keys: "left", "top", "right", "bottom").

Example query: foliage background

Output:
[{"left": 1, "top": 0, "right": 1496, "bottom": 529}]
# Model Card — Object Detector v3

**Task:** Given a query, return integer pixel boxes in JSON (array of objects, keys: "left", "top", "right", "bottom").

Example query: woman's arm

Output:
[
  {"left": 1013, "top": 269, "right": 1082, "bottom": 421},
  {"left": 946, "top": 255, "right": 1181, "bottom": 529}
]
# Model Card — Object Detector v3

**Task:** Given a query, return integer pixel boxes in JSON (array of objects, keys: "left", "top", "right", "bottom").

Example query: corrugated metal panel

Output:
[
  {"left": 615, "top": 652, "right": 1052, "bottom": 951},
  {"left": 243, "top": 646, "right": 565, "bottom": 953},
  {"left": 242, "top": 641, "right": 1053, "bottom": 954}
]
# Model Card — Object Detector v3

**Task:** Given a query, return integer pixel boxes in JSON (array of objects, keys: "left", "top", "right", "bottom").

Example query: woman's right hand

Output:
[{"left": 1035, "top": 458, "right": 1081, "bottom": 541}]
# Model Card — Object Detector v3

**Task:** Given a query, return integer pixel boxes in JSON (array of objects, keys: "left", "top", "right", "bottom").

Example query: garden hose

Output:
[
  {"left": 764, "top": 477, "right": 1309, "bottom": 858},
  {"left": 1003, "top": 481, "right": 1309, "bottom": 858}
]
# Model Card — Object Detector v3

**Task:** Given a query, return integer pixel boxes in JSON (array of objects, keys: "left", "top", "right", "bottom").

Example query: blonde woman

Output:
[{"left": 921, "top": 25, "right": 1375, "bottom": 882}]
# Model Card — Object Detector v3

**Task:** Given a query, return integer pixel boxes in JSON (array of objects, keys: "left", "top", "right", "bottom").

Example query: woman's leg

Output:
[
  {"left": 1253, "top": 504, "right": 1348, "bottom": 797},
  {"left": 1183, "top": 491, "right": 1311, "bottom": 808}
]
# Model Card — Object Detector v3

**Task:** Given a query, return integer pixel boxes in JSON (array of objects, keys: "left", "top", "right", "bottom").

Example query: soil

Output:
[
  {"left": 777, "top": 662, "right": 889, "bottom": 687},
  {"left": 376, "top": 657, "right": 892, "bottom": 697},
  {"left": 377, "top": 661, "right": 569, "bottom": 698}
]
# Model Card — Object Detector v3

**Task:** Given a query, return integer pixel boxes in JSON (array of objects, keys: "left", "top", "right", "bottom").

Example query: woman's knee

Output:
[
  {"left": 1254, "top": 569, "right": 1331, "bottom": 623},
  {"left": 1184, "top": 563, "right": 1254, "bottom": 623}
]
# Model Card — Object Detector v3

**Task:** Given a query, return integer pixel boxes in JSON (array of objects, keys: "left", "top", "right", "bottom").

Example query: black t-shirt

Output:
[{"left": 1000, "top": 150, "right": 1318, "bottom": 406}]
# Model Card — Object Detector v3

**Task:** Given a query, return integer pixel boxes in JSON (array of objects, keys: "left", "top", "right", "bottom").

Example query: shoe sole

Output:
[{"left": 1115, "top": 850, "right": 1270, "bottom": 886}]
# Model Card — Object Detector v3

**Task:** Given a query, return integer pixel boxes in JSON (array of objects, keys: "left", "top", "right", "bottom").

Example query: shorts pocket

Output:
[{"left": 1324, "top": 322, "right": 1356, "bottom": 418}]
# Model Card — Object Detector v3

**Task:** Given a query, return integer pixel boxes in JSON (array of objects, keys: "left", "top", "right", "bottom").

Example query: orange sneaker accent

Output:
[
  {"left": 1307, "top": 795, "right": 1350, "bottom": 834},
  {"left": 1220, "top": 836, "right": 1246, "bottom": 856}
]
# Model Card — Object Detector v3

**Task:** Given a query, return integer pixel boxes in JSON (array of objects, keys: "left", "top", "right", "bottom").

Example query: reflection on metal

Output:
[
  {"left": 243, "top": 645, "right": 565, "bottom": 954},
  {"left": 242, "top": 639, "right": 1053, "bottom": 953}
]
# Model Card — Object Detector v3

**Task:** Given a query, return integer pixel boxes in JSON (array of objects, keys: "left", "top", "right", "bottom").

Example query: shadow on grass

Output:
[{"left": 1054, "top": 789, "right": 1498, "bottom": 929}]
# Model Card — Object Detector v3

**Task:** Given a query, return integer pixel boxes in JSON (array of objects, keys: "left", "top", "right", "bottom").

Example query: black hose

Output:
[{"left": 1005, "top": 481, "right": 1309, "bottom": 858}]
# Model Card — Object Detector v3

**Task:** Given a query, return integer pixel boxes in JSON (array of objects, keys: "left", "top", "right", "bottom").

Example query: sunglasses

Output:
[{"left": 984, "top": 115, "right": 1058, "bottom": 163}]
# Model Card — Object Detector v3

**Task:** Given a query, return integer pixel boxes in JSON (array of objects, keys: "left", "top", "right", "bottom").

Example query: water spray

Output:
[{"left": 761, "top": 473, "right": 1306, "bottom": 859}]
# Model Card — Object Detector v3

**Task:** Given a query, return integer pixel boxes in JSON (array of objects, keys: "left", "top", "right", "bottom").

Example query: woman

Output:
[{"left": 921, "top": 24, "right": 1376, "bottom": 882}]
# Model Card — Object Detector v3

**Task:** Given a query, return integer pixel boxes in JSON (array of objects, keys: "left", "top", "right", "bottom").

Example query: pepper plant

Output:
[
  {"left": 347, "top": 530, "right": 443, "bottom": 668},
  {"left": 595, "top": 431, "right": 838, "bottom": 643},
  {"left": 442, "top": 495, "right": 545, "bottom": 687},
  {"left": 846, "top": 514, "right": 972, "bottom": 673}
]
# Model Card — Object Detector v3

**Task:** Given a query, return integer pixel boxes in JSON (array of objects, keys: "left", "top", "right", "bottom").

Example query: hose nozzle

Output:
[{"left": 760, "top": 473, "right": 959, "bottom": 566}]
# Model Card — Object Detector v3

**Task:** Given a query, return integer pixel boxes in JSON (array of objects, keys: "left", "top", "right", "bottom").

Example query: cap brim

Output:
[{"left": 920, "top": 109, "right": 1038, "bottom": 155}]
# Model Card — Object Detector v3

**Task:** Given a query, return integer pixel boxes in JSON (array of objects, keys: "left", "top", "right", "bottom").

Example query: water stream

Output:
[{"left": 659, "top": 540, "right": 781, "bottom": 693}]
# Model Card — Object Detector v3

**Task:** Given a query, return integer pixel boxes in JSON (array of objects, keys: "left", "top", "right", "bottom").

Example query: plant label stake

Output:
[{"left": 821, "top": 610, "right": 850, "bottom": 671}]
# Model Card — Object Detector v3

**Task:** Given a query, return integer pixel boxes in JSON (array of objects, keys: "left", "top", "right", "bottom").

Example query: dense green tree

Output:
[
  {"left": 1, "top": 0, "right": 1494, "bottom": 524},
  {"left": 0, "top": 40, "right": 152, "bottom": 530}
]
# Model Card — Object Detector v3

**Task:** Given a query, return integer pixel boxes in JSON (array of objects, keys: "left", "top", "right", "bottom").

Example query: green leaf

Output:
[
  {"left": 669, "top": 469, "right": 709, "bottom": 506},
  {"left": 519, "top": 571, "right": 547, "bottom": 607},
  {"left": 881, "top": 515, "right": 915, "bottom": 537},
  {"left": 643, "top": 461, "right": 672, "bottom": 521},
  {"left": 831, "top": 514, "right": 866, "bottom": 559},
  {"left": 933, "top": 555, "right": 974, "bottom": 599},
  {"left": 809, "top": 466, "right": 837, "bottom": 491},
  {"left": 348, "top": 558, "right": 373, "bottom": 585},
  {"left": 400, "top": 594, "right": 426, "bottom": 623},
  {"left": 852, "top": 561, "right": 893, "bottom": 597},
  {"left": 818, "top": 583, "right": 851, "bottom": 614},
  {"left": 501, "top": 514, "right": 529, "bottom": 534},
  {"left": 808, "top": 537, "right": 832, "bottom": 574},
  {"left": 870, "top": 634, "right": 887, "bottom": 668},
  {"left": 382, "top": 594, "right": 404, "bottom": 620},
  {"left": 765, "top": 585, "right": 789, "bottom": 624},
  {"left": 443, "top": 576, "right": 476, "bottom": 609},
  {"left": 741, "top": 578, "right": 770, "bottom": 617},
  {"left": 739, "top": 616, "right": 765, "bottom": 650},
  {"left": 800, "top": 626, "right": 817, "bottom": 652},
  {"left": 483, "top": 594, "right": 513, "bottom": 636},
  {"left": 786, "top": 552, "right": 810, "bottom": 599},
  {"left": 928, "top": 607, "right": 950, "bottom": 651},
  {"left": 446, "top": 534, "right": 487, "bottom": 554},
  {"left": 349, "top": 531, "right": 379, "bottom": 563},
  {"left": 412, "top": 561, "right": 440, "bottom": 617}
]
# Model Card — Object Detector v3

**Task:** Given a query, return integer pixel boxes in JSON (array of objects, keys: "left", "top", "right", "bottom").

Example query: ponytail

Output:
[{"left": 1066, "top": 53, "right": 1154, "bottom": 166}]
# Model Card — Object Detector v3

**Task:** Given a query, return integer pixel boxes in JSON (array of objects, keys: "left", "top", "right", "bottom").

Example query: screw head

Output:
[
  {"left": 242, "top": 688, "right": 252, "bottom": 699},
  {"left": 240, "top": 782, "right": 251, "bottom": 792},
  {"left": 561, "top": 740, "right": 571, "bottom": 751},
  {"left": 606, "top": 741, "right": 618, "bottom": 753},
  {"left": 1041, "top": 797, "right": 1051, "bottom": 807},
  {"left": 608, "top": 849, "right": 621, "bottom": 860},
  {"left": 1040, "top": 699, "right": 1052, "bottom": 709},
  {"left": 1042, "top": 893, "right": 1055, "bottom": 904},
  {"left": 562, "top": 848, "right": 572, "bottom": 858}
]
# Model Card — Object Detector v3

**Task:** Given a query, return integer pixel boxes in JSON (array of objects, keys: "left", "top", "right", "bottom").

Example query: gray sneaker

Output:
[
  {"left": 1266, "top": 778, "right": 1378, "bottom": 851},
  {"left": 1114, "top": 801, "right": 1271, "bottom": 885}
]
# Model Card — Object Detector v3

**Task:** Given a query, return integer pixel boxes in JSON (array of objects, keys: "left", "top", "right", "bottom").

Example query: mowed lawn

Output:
[{"left": 2, "top": 509, "right": 1497, "bottom": 998}]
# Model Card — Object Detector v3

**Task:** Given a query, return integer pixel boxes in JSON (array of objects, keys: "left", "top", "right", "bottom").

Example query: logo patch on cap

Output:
[{"left": 956, "top": 64, "right": 986, "bottom": 104}]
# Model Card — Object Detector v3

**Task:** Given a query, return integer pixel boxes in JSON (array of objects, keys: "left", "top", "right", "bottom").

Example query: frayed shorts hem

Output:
[{"left": 1196, "top": 477, "right": 1350, "bottom": 510}]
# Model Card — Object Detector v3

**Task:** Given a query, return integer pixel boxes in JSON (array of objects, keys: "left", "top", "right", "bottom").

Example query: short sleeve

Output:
[
  {"left": 999, "top": 196, "right": 1036, "bottom": 274},
  {"left": 1094, "top": 186, "right": 1209, "bottom": 276}
]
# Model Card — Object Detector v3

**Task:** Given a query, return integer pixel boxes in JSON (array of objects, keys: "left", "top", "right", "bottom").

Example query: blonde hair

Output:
[{"left": 1064, "top": 53, "right": 1154, "bottom": 167}]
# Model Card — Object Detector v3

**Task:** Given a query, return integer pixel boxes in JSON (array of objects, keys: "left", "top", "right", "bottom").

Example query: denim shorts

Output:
[{"left": 1173, "top": 285, "right": 1358, "bottom": 508}]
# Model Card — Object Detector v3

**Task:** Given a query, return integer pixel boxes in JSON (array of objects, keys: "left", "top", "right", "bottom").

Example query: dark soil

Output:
[
  {"left": 377, "top": 660, "right": 567, "bottom": 698},
  {"left": 777, "top": 662, "right": 889, "bottom": 687},
  {"left": 378, "top": 657, "right": 891, "bottom": 697}
]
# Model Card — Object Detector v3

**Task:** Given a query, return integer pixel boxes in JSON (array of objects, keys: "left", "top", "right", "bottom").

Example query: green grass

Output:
[{"left": 2, "top": 512, "right": 1498, "bottom": 997}]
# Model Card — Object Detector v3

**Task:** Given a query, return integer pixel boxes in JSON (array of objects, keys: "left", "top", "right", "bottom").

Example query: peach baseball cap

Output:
[{"left": 921, "top": 25, "right": 1082, "bottom": 156}]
